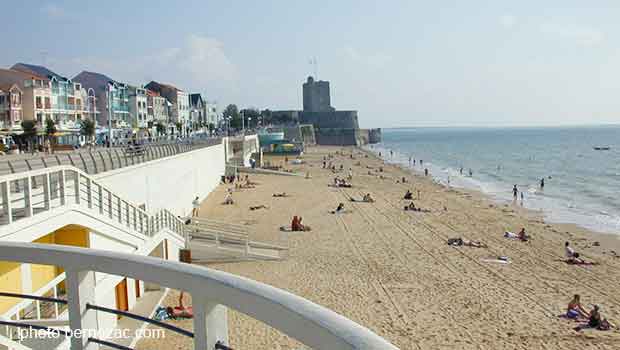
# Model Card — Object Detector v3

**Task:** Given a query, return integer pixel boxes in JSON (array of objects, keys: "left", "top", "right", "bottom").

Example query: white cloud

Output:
[
  {"left": 500, "top": 15, "right": 517, "bottom": 29},
  {"left": 57, "top": 34, "right": 238, "bottom": 100},
  {"left": 540, "top": 21, "right": 604, "bottom": 46},
  {"left": 342, "top": 46, "right": 393, "bottom": 69}
]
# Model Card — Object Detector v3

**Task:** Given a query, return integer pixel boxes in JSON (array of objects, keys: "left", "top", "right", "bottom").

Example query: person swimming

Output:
[{"left": 513, "top": 185, "right": 518, "bottom": 200}]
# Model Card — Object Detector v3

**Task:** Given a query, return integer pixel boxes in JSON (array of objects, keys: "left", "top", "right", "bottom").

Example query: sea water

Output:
[{"left": 368, "top": 126, "right": 620, "bottom": 234}]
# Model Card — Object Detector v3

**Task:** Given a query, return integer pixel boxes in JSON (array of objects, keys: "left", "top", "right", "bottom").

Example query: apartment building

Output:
[
  {"left": 145, "top": 81, "right": 189, "bottom": 136},
  {"left": 73, "top": 71, "right": 130, "bottom": 131},
  {"left": 0, "top": 83, "right": 23, "bottom": 130},
  {"left": 128, "top": 85, "right": 150, "bottom": 129}
]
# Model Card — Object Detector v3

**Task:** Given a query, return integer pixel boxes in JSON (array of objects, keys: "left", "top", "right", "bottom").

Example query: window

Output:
[
  {"left": 0, "top": 96, "right": 4, "bottom": 105},
  {"left": 44, "top": 97, "right": 51, "bottom": 109}
]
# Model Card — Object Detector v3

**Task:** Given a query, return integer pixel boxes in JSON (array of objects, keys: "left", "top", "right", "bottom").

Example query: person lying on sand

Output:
[
  {"left": 565, "top": 253, "right": 598, "bottom": 265},
  {"left": 273, "top": 192, "right": 288, "bottom": 197},
  {"left": 331, "top": 203, "right": 346, "bottom": 214},
  {"left": 404, "top": 190, "right": 413, "bottom": 200},
  {"left": 249, "top": 205, "right": 268, "bottom": 211},
  {"left": 350, "top": 193, "right": 375, "bottom": 203},
  {"left": 566, "top": 294, "right": 589, "bottom": 320},
  {"left": 447, "top": 237, "right": 487, "bottom": 248},
  {"left": 504, "top": 228, "right": 529, "bottom": 241},
  {"left": 403, "top": 201, "right": 431, "bottom": 212},
  {"left": 574, "top": 305, "right": 614, "bottom": 331}
]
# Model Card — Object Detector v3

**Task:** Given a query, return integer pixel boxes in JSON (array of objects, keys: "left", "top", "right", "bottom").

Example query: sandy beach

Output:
[{"left": 137, "top": 145, "right": 620, "bottom": 350}]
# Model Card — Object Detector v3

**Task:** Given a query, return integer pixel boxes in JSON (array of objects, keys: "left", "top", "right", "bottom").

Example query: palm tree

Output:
[
  {"left": 80, "top": 119, "right": 95, "bottom": 145},
  {"left": 44, "top": 118, "right": 57, "bottom": 153}
]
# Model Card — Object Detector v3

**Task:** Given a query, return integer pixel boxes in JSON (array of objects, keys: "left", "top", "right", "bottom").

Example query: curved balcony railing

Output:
[{"left": 0, "top": 242, "right": 399, "bottom": 350}]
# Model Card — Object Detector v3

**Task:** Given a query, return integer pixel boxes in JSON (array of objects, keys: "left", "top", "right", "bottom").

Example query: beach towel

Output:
[{"left": 482, "top": 257, "right": 511, "bottom": 264}]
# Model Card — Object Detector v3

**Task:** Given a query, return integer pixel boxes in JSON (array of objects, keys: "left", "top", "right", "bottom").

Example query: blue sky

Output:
[{"left": 4, "top": 1, "right": 620, "bottom": 127}]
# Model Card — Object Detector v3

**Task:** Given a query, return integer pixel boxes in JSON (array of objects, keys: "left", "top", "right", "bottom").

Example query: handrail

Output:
[
  {"left": 0, "top": 137, "right": 222, "bottom": 177},
  {"left": 0, "top": 165, "right": 185, "bottom": 239},
  {"left": 0, "top": 292, "right": 66, "bottom": 305},
  {"left": 0, "top": 242, "right": 399, "bottom": 350},
  {"left": 86, "top": 303, "right": 194, "bottom": 338}
]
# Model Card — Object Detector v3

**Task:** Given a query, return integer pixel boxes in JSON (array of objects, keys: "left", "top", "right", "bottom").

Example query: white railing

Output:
[
  {"left": 0, "top": 165, "right": 184, "bottom": 239},
  {"left": 0, "top": 242, "right": 399, "bottom": 350}
]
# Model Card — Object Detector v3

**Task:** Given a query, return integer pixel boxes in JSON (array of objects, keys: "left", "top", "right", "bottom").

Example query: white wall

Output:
[{"left": 94, "top": 143, "right": 225, "bottom": 217}]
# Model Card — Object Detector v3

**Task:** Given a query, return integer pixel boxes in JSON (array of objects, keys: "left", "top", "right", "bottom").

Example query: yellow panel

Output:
[
  {"left": 53, "top": 225, "right": 89, "bottom": 248},
  {"left": 31, "top": 234, "right": 57, "bottom": 291},
  {"left": 0, "top": 261, "right": 22, "bottom": 314}
]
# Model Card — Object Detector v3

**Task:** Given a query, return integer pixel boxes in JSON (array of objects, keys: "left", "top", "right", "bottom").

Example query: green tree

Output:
[
  {"left": 223, "top": 104, "right": 240, "bottom": 129},
  {"left": 155, "top": 122, "right": 166, "bottom": 136},
  {"left": 20, "top": 120, "right": 37, "bottom": 152},
  {"left": 80, "top": 119, "right": 95, "bottom": 142},
  {"left": 240, "top": 108, "right": 260, "bottom": 129}
]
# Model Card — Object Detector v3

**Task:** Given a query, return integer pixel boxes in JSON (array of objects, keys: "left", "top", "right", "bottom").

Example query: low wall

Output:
[{"left": 94, "top": 143, "right": 226, "bottom": 217}]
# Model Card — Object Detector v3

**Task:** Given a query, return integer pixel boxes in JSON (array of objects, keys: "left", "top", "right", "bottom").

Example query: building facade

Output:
[
  {"left": 205, "top": 101, "right": 218, "bottom": 127},
  {"left": 146, "top": 90, "right": 169, "bottom": 124},
  {"left": 0, "top": 84, "right": 23, "bottom": 130},
  {"left": 189, "top": 93, "right": 206, "bottom": 131},
  {"left": 8, "top": 64, "right": 95, "bottom": 133},
  {"left": 73, "top": 71, "right": 130, "bottom": 132},
  {"left": 128, "top": 86, "right": 150, "bottom": 129},
  {"left": 145, "top": 81, "right": 189, "bottom": 136}
]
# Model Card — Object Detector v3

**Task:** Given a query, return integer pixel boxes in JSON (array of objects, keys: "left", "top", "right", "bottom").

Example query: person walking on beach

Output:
[
  {"left": 192, "top": 196, "right": 200, "bottom": 216},
  {"left": 390, "top": 150, "right": 393, "bottom": 158},
  {"left": 513, "top": 185, "right": 518, "bottom": 200},
  {"left": 460, "top": 167, "right": 463, "bottom": 175},
  {"left": 424, "top": 168, "right": 429, "bottom": 176},
  {"left": 540, "top": 177, "right": 545, "bottom": 189}
]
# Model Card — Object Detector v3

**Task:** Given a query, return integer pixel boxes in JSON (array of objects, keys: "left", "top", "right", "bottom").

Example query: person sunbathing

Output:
[
  {"left": 447, "top": 238, "right": 487, "bottom": 248},
  {"left": 565, "top": 253, "right": 598, "bottom": 265},
  {"left": 574, "top": 305, "right": 614, "bottom": 331},
  {"left": 362, "top": 193, "right": 375, "bottom": 203},
  {"left": 331, "top": 203, "right": 345, "bottom": 214},
  {"left": 566, "top": 294, "right": 589, "bottom": 319},
  {"left": 273, "top": 192, "right": 288, "bottom": 197},
  {"left": 404, "top": 201, "right": 416, "bottom": 211},
  {"left": 249, "top": 205, "right": 268, "bottom": 211},
  {"left": 404, "top": 190, "right": 413, "bottom": 200},
  {"left": 504, "top": 228, "right": 529, "bottom": 241}
]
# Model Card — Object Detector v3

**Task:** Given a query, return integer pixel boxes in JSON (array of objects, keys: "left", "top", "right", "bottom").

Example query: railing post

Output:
[
  {"left": 125, "top": 202, "right": 130, "bottom": 226},
  {"left": 74, "top": 172, "right": 81, "bottom": 205},
  {"left": 107, "top": 151, "right": 115, "bottom": 170},
  {"left": 98, "top": 152, "right": 107, "bottom": 172},
  {"left": 24, "top": 177, "right": 33, "bottom": 217},
  {"left": 193, "top": 298, "right": 228, "bottom": 350},
  {"left": 53, "top": 285, "right": 59, "bottom": 318},
  {"left": 59, "top": 170, "right": 66, "bottom": 206},
  {"left": 43, "top": 173, "right": 51, "bottom": 210},
  {"left": 117, "top": 197, "right": 122, "bottom": 223},
  {"left": 133, "top": 207, "right": 137, "bottom": 231},
  {"left": 78, "top": 153, "right": 89, "bottom": 173},
  {"left": 66, "top": 269, "right": 99, "bottom": 350},
  {"left": 1, "top": 181, "right": 12, "bottom": 224},
  {"left": 97, "top": 184, "right": 103, "bottom": 214},
  {"left": 107, "top": 190, "right": 113, "bottom": 219},
  {"left": 84, "top": 178, "right": 92, "bottom": 209}
]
